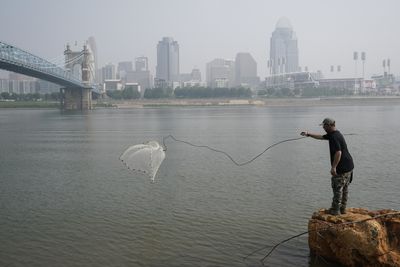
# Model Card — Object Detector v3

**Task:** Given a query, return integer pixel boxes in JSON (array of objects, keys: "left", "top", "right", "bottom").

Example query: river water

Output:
[{"left": 1, "top": 103, "right": 399, "bottom": 267}]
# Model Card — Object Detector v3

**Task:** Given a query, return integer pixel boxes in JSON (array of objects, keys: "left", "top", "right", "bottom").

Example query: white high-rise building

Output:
[
  {"left": 269, "top": 17, "right": 299, "bottom": 75},
  {"left": 135, "top": 56, "right": 148, "bottom": 71},
  {"left": 156, "top": 37, "right": 179, "bottom": 83},
  {"left": 206, "top": 59, "right": 235, "bottom": 88},
  {"left": 87, "top": 36, "right": 98, "bottom": 83}
]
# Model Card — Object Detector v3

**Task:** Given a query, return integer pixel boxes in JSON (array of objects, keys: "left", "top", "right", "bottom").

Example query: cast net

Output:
[
  {"left": 120, "top": 135, "right": 307, "bottom": 182},
  {"left": 119, "top": 141, "right": 166, "bottom": 182}
]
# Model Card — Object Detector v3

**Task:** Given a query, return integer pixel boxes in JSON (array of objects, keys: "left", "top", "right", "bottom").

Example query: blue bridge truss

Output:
[{"left": 0, "top": 41, "right": 94, "bottom": 90}]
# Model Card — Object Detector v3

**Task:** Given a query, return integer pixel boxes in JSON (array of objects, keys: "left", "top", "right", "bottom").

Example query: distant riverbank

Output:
[
  {"left": 2, "top": 96, "right": 400, "bottom": 109},
  {"left": 107, "top": 96, "right": 400, "bottom": 108}
]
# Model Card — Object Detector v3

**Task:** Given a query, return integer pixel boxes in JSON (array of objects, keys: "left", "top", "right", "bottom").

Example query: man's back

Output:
[{"left": 323, "top": 130, "right": 354, "bottom": 174}]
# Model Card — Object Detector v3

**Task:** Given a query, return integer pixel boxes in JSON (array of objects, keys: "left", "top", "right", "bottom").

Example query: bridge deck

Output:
[{"left": 0, "top": 41, "right": 94, "bottom": 90}]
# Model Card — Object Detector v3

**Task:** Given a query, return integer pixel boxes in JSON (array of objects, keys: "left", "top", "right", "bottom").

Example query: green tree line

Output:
[
  {"left": 106, "top": 85, "right": 141, "bottom": 99},
  {"left": 0, "top": 92, "right": 61, "bottom": 101},
  {"left": 174, "top": 87, "right": 252, "bottom": 98},
  {"left": 105, "top": 86, "right": 252, "bottom": 99}
]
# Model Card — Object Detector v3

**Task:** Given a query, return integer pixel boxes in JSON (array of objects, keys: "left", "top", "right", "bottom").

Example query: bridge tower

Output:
[{"left": 61, "top": 43, "right": 92, "bottom": 110}]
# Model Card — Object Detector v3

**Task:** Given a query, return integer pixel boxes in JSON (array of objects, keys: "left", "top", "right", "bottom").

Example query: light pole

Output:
[
  {"left": 267, "top": 59, "right": 271, "bottom": 88},
  {"left": 383, "top": 59, "right": 386, "bottom": 76},
  {"left": 353, "top": 52, "right": 358, "bottom": 94},
  {"left": 353, "top": 51, "right": 366, "bottom": 94},
  {"left": 361, "top": 52, "right": 366, "bottom": 79},
  {"left": 353, "top": 52, "right": 358, "bottom": 77},
  {"left": 361, "top": 52, "right": 366, "bottom": 91}
]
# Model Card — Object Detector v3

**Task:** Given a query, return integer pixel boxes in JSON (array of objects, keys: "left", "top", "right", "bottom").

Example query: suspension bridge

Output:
[{"left": 0, "top": 41, "right": 98, "bottom": 110}]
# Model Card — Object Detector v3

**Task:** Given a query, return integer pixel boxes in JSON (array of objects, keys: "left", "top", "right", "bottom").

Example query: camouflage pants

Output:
[{"left": 331, "top": 171, "right": 352, "bottom": 209}]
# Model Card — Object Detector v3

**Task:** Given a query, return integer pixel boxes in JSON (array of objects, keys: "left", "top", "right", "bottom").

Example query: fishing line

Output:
[
  {"left": 121, "top": 133, "right": 356, "bottom": 180},
  {"left": 162, "top": 135, "right": 307, "bottom": 166}
]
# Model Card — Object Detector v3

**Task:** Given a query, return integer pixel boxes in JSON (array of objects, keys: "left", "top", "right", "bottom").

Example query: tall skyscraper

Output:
[
  {"left": 269, "top": 17, "right": 299, "bottom": 75},
  {"left": 156, "top": 37, "right": 179, "bottom": 83},
  {"left": 235, "top": 52, "right": 259, "bottom": 88},
  {"left": 87, "top": 36, "right": 99, "bottom": 83}
]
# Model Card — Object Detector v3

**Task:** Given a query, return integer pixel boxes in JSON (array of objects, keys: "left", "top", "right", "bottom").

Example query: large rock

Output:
[{"left": 308, "top": 208, "right": 400, "bottom": 267}]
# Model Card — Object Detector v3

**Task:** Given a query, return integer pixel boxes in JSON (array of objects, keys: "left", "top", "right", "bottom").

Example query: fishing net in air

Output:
[
  {"left": 120, "top": 135, "right": 308, "bottom": 182},
  {"left": 119, "top": 141, "right": 166, "bottom": 182}
]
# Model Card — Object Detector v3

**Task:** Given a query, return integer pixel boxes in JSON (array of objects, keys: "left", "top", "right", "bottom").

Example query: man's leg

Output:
[
  {"left": 340, "top": 172, "right": 352, "bottom": 214},
  {"left": 330, "top": 175, "right": 345, "bottom": 215}
]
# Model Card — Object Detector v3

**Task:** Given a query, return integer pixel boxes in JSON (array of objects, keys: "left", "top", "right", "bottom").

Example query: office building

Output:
[
  {"left": 156, "top": 37, "right": 179, "bottom": 83},
  {"left": 102, "top": 63, "right": 116, "bottom": 81},
  {"left": 269, "top": 17, "right": 299, "bottom": 74},
  {"left": 206, "top": 59, "right": 235, "bottom": 88},
  {"left": 126, "top": 70, "right": 153, "bottom": 90},
  {"left": 87, "top": 36, "right": 99, "bottom": 83},
  {"left": 135, "top": 56, "right": 149, "bottom": 72},
  {"left": 117, "top": 61, "right": 133, "bottom": 81},
  {"left": 179, "top": 68, "right": 202, "bottom": 82},
  {"left": 125, "top": 57, "right": 153, "bottom": 90},
  {"left": 235, "top": 52, "right": 259, "bottom": 88}
]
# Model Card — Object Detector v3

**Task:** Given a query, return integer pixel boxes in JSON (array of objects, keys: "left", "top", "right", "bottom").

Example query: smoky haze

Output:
[{"left": 1, "top": 0, "right": 399, "bottom": 79}]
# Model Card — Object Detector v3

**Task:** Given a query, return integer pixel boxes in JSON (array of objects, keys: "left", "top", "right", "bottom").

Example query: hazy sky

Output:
[{"left": 1, "top": 0, "right": 399, "bottom": 79}]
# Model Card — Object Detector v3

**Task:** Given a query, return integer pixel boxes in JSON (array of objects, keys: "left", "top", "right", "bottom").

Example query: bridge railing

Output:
[{"left": 0, "top": 41, "right": 84, "bottom": 87}]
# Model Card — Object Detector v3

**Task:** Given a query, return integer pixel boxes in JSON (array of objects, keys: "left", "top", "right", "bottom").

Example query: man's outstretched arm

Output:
[{"left": 300, "top": 131, "right": 325, "bottom": 140}]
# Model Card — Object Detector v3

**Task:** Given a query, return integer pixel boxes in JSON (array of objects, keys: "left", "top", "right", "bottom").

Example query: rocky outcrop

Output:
[{"left": 308, "top": 208, "right": 400, "bottom": 267}]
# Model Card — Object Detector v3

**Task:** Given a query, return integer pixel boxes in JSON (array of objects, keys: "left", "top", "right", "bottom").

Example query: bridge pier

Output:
[{"left": 61, "top": 87, "right": 92, "bottom": 110}]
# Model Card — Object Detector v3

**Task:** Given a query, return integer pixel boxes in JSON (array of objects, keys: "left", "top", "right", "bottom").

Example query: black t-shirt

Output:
[{"left": 323, "top": 130, "right": 354, "bottom": 174}]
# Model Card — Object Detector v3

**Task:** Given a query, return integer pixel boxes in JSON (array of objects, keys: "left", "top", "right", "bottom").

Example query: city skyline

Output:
[{"left": 1, "top": 0, "right": 399, "bottom": 79}]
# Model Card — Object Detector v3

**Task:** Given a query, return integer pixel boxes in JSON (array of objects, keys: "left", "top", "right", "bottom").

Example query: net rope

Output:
[{"left": 162, "top": 135, "right": 307, "bottom": 166}]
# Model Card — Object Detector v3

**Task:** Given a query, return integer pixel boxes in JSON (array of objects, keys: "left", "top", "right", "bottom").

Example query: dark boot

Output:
[
  {"left": 329, "top": 202, "right": 340, "bottom": 215},
  {"left": 340, "top": 204, "right": 346, "bottom": 214},
  {"left": 329, "top": 207, "right": 340, "bottom": 215}
]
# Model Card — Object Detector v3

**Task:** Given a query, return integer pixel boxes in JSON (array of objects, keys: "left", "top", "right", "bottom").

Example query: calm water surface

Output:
[{"left": 1, "top": 104, "right": 399, "bottom": 267}]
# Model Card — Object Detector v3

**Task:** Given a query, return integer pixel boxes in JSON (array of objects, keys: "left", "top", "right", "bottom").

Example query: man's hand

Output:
[
  {"left": 330, "top": 167, "right": 337, "bottom": 176},
  {"left": 300, "top": 131, "right": 308, "bottom": 136}
]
